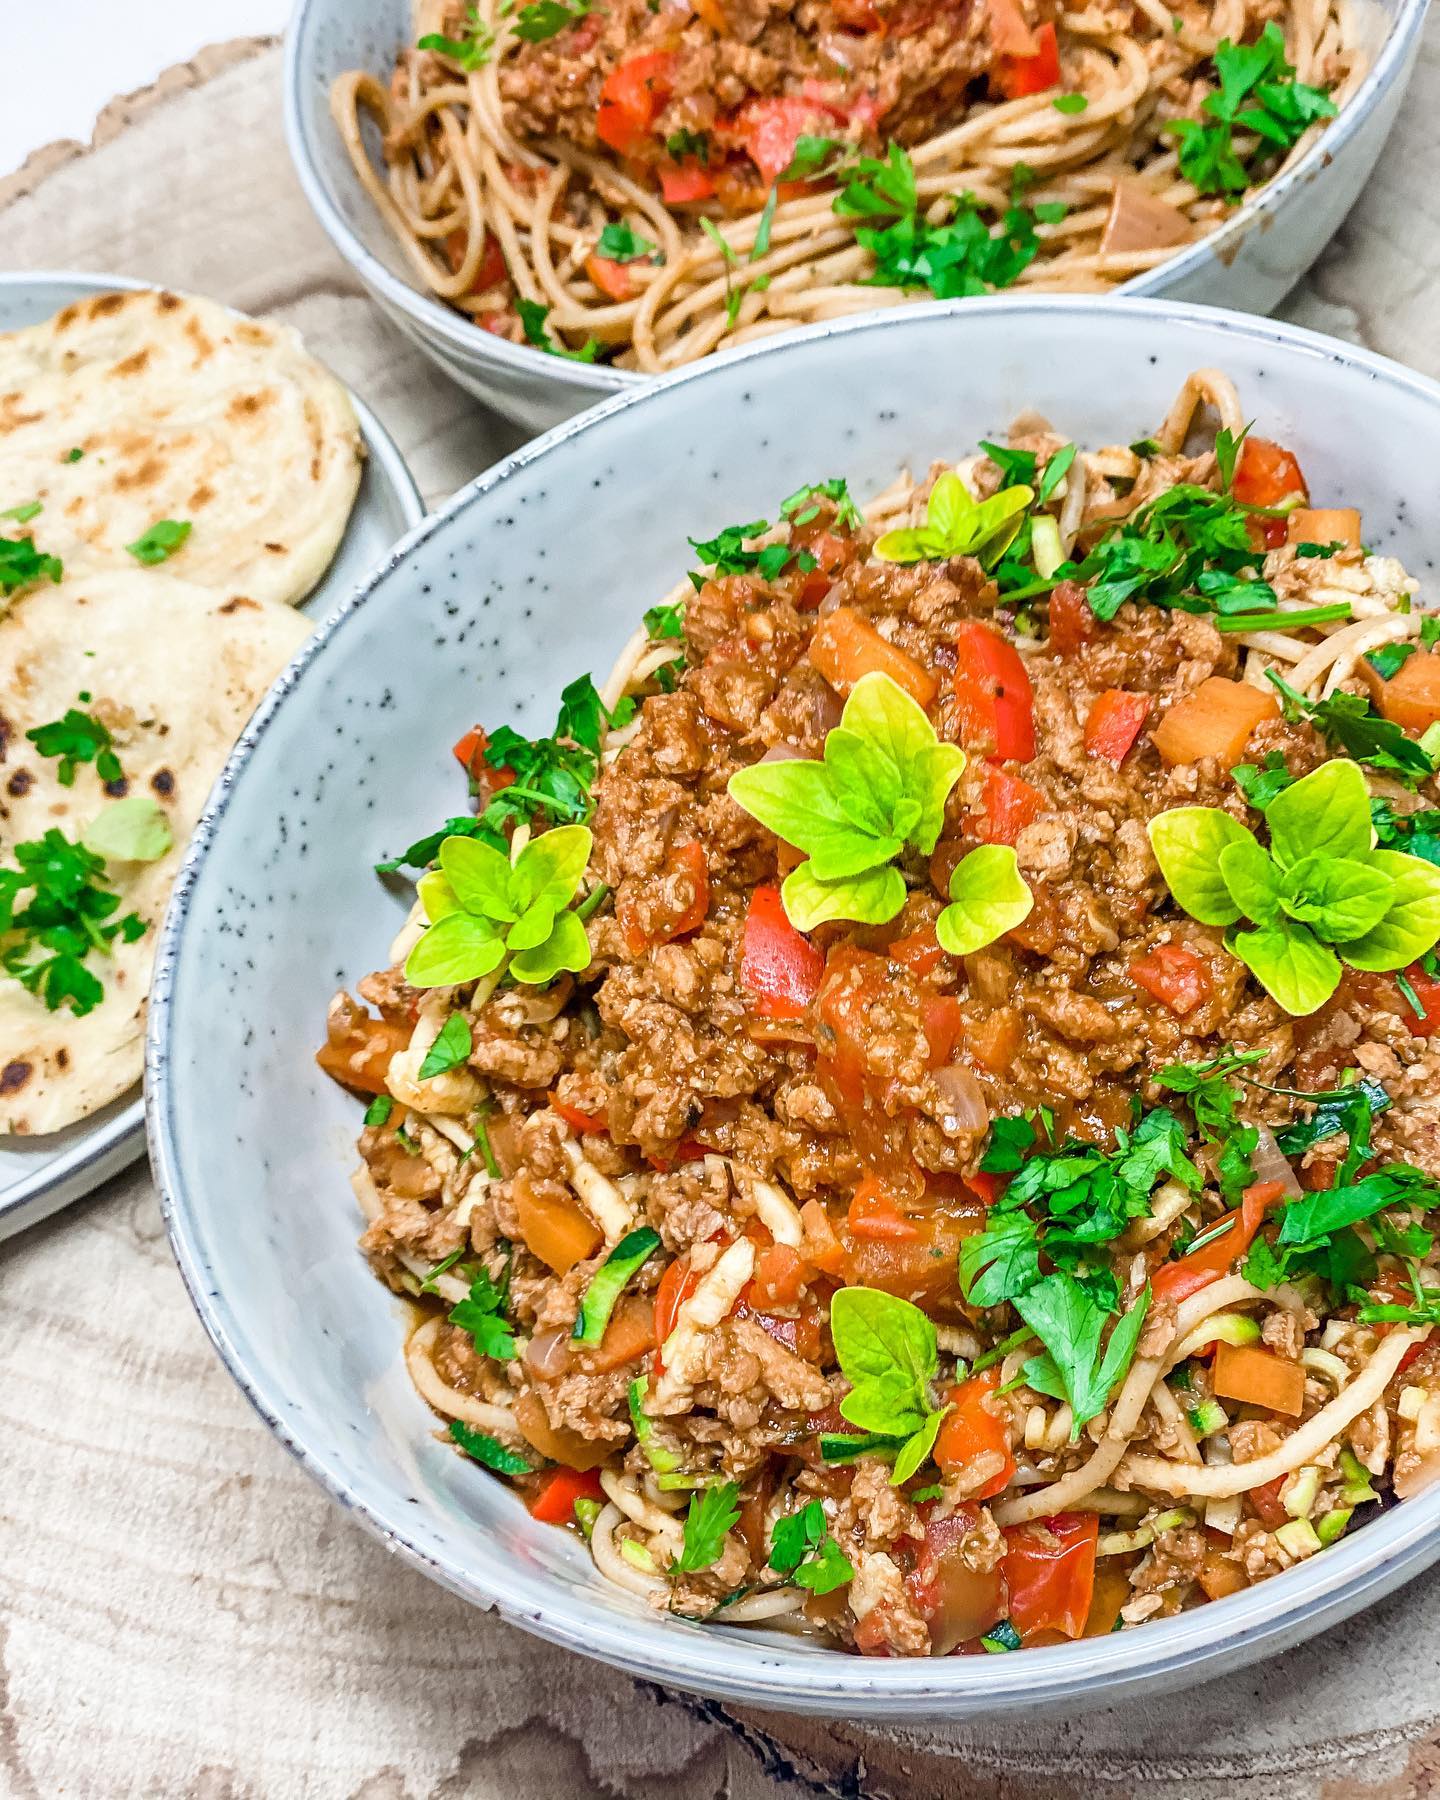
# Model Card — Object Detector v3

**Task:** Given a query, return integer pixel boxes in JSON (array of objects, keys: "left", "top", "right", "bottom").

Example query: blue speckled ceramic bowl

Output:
[
  {"left": 150, "top": 298, "right": 1440, "bottom": 1716},
  {"left": 284, "top": 0, "right": 1429, "bottom": 431}
]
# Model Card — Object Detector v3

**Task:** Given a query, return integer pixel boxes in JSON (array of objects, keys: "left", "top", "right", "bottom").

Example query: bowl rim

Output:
[
  {"left": 150, "top": 294, "right": 1440, "bottom": 1713},
  {"left": 0, "top": 264, "right": 425, "bottom": 1244},
  {"left": 282, "top": 0, "right": 1429, "bottom": 401}
]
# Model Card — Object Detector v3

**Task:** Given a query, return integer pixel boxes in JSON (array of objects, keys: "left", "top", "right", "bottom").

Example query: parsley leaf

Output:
[
  {"left": 596, "top": 221, "right": 659, "bottom": 264},
  {"left": 768, "top": 1500, "right": 854, "bottom": 1594},
  {"left": 643, "top": 600, "right": 686, "bottom": 639},
  {"left": 25, "top": 703, "right": 123, "bottom": 788},
  {"left": 418, "top": 1011, "right": 472, "bottom": 1079},
  {"left": 0, "top": 534, "right": 63, "bottom": 597},
  {"left": 780, "top": 477, "right": 863, "bottom": 532},
  {"left": 516, "top": 298, "right": 602, "bottom": 364},
  {"left": 1266, "top": 674, "right": 1436, "bottom": 787},
  {"left": 418, "top": 5, "right": 494, "bottom": 66},
  {"left": 513, "top": 0, "right": 591, "bottom": 37},
  {"left": 1070, "top": 483, "right": 1267, "bottom": 623},
  {"left": 0, "top": 828, "right": 146, "bottom": 1017},
  {"left": 125, "top": 519, "right": 192, "bottom": 565},
  {"left": 1016, "top": 1276, "right": 1152, "bottom": 1435},
  {"left": 673, "top": 1481, "right": 742, "bottom": 1572},
  {"left": 1168, "top": 23, "right": 1336, "bottom": 200},
  {"left": 449, "top": 1264, "right": 517, "bottom": 1361}
]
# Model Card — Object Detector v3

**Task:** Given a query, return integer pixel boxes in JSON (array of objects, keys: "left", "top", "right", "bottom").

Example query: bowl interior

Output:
[{"left": 153, "top": 299, "right": 1440, "bottom": 1714}]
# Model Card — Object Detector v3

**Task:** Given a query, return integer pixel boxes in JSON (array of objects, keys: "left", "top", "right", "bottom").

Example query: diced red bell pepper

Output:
[
  {"left": 1084, "top": 689, "right": 1151, "bottom": 764},
  {"left": 750, "top": 1242, "right": 809, "bottom": 1309},
  {"left": 1002, "top": 1512, "right": 1098, "bottom": 1640},
  {"left": 887, "top": 924, "right": 949, "bottom": 978},
  {"left": 953, "top": 622, "right": 1036, "bottom": 762},
  {"left": 550, "top": 1092, "right": 609, "bottom": 1135},
  {"left": 934, "top": 1368, "right": 1016, "bottom": 1499},
  {"left": 585, "top": 253, "right": 634, "bottom": 301},
  {"left": 1047, "top": 579, "right": 1096, "bottom": 656},
  {"left": 739, "top": 96, "right": 840, "bottom": 184},
  {"left": 528, "top": 1466, "right": 605, "bottom": 1524},
  {"left": 658, "top": 161, "right": 716, "bottom": 203},
  {"left": 975, "top": 764, "right": 1047, "bottom": 846},
  {"left": 1400, "top": 962, "right": 1440, "bottom": 1037},
  {"left": 620, "top": 840, "right": 710, "bottom": 955},
  {"left": 1151, "top": 1178, "right": 1287, "bottom": 1306},
  {"left": 1129, "top": 942, "right": 1212, "bottom": 1018},
  {"left": 993, "top": 19, "right": 1061, "bottom": 98},
  {"left": 739, "top": 885, "right": 824, "bottom": 1019},
  {"left": 654, "top": 1255, "right": 703, "bottom": 1355},
  {"left": 919, "top": 993, "right": 967, "bottom": 1069},
  {"left": 596, "top": 51, "right": 675, "bottom": 155}
]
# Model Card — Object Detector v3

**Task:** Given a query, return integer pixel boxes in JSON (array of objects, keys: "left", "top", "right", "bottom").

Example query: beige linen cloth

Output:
[{"left": 3, "top": 33, "right": 1440, "bottom": 1799}]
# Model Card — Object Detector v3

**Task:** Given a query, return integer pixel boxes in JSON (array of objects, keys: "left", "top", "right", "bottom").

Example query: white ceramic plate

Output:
[
  {"left": 149, "top": 296, "right": 1440, "bottom": 1717},
  {"left": 0, "top": 271, "right": 426, "bottom": 1243}
]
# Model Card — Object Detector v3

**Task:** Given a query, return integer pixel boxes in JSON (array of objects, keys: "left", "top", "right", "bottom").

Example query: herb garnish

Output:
[
  {"left": 513, "top": 0, "right": 591, "bottom": 40},
  {"left": 873, "top": 470, "right": 1033, "bottom": 567},
  {"left": 728, "top": 672, "right": 1029, "bottom": 936},
  {"left": 0, "top": 829, "right": 151, "bottom": 1016},
  {"left": 419, "top": 5, "right": 495, "bottom": 66},
  {"left": 449, "top": 1263, "right": 516, "bottom": 1361},
  {"left": 1150, "top": 759, "right": 1440, "bottom": 1014},
  {"left": 596, "top": 221, "right": 659, "bottom": 264},
  {"left": 572, "top": 1226, "right": 661, "bottom": 1345},
  {"left": 688, "top": 515, "right": 815, "bottom": 588},
  {"left": 25, "top": 702, "right": 123, "bottom": 787},
  {"left": 1167, "top": 24, "right": 1336, "bottom": 199},
  {"left": 673, "top": 1482, "right": 742, "bottom": 1572},
  {"left": 829, "top": 1287, "right": 950, "bottom": 1483},
  {"left": 82, "top": 795, "right": 172, "bottom": 864},
  {"left": 767, "top": 1501, "right": 854, "bottom": 1593},
  {"left": 1015, "top": 1275, "right": 1152, "bottom": 1436},
  {"left": 407, "top": 824, "right": 595, "bottom": 988},
  {"left": 125, "top": 519, "right": 192, "bottom": 565},
  {"left": 0, "top": 534, "right": 62, "bottom": 598},
  {"left": 418, "top": 1010, "right": 472, "bottom": 1079},
  {"left": 1267, "top": 673, "right": 1436, "bottom": 788},
  {"left": 516, "top": 298, "right": 602, "bottom": 363}
]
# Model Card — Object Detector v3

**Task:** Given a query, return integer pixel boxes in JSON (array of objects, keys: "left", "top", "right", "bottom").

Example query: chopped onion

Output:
[
  {"left": 524, "top": 1328, "right": 572, "bottom": 1380},
  {"left": 931, "top": 1064, "right": 988, "bottom": 1133},
  {"left": 758, "top": 742, "right": 809, "bottom": 764},
  {"left": 1249, "top": 1124, "right": 1303, "bottom": 1198}
]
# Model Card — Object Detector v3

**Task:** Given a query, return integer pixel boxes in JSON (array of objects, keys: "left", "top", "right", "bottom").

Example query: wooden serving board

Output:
[{"left": 4, "top": 32, "right": 1440, "bottom": 1798}]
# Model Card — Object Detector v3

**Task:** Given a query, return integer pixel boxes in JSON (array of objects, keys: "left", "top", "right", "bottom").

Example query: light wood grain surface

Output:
[{"left": 5, "top": 33, "right": 1440, "bottom": 1800}]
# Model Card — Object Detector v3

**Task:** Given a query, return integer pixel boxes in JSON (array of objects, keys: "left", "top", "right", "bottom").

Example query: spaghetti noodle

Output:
[
  {"left": 321, "top": 373, "right": 1440, "bottom": 1654},
  {"left": 332, "top": 0, "right": 1361, "bottom": 369}
]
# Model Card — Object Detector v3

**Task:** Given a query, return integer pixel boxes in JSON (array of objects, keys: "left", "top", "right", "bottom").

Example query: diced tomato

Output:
[
  {"left": 739, "top": 885, "right": 824, "bottom": 1019},
  {"left": 962, "top": 1168, "right": 1004, "bottom": 1204},
  {"left": 750, "top": 1242, "right": 809, "bottom": 1309},
  {"left": 1151, "top": 1178, "right": 1287, "bottom": 1306},
  {"left": 550, "top": 1091, "right": 609, "bottom": 1135},
  {"left": 987, "top": 0, "right": 1038, "bottom": 53},
  {"left": 653, "top": 1255, "right": 702, "bottom": 1356},
  {"left": 739, "top": 95, "right": 842, "bottom": 185},
  {"left": 528, "top": 1466, "right": 605, "bottom": 1524},
  {"left": 962, "top": 1007, "right": 1024, "bottom": 1075},
  {"left": 1084, "top": 689, "right": 1151, "bottom": 764},
  {"left": 474, "top": 232, "right": 508, "bottom": 291},
  {"left": 1249, "top": 1475, "right": 1290, "bottom": 1529},
  {"left": 919, "top": 994, "right": 967, "bottom": 1069},
  {"left": 596, "top": 51, "right": 675, "bottom": 155},
  {"left": 992, "top": 19, "right": 1061, "bottom": 98},
  {"left": 799, "top": 1199, "right": 847, "bottom": 1276},
  {"left": 953, "top": 622, "right": 1036, "bottom": 762},
  {"left": 658, "top": 160, "right": 716, "bottom": 203},
  {"left": 1398, "top": 963, "right": 1440, "bottom": 1036},
  {"left": 906, "top": 1505, "right": 1006, "bottom": 1655},
  {"left": 974, "top": 764, "right": 1046, "bottom": 846},
  {"left": 833, "top": 0, "right": 882, "bottom": 25},
  {"left": 1047, "top": 579, "right": 1096, "bottom": 656},
  {"left": 848, "top": 1176, "right": 921, "bottom": 1241},
  {"left": 934, "top": 1368, "right": 1016, "bottom": 1500},
  {"left": 887, "top": 924, "right": 948, "bottom": 978},
  {"left": 451, "top": 724, "right": 515, "bottom": 787},
  {"left": 619, "top": 840, "right": 709, "bottom": 955},
  {"left": 1233, "top": 438, "right": 1308, "bottom": 510},
  {"left": 585, "top": 253, "right": 634, "bottom": 301},
  {"left": 1002, "top": 1513, "right": 1098, "bottom": 1641},
  {"left": 1129, "top": 942, "right": 1212, "bottom": 1018}
]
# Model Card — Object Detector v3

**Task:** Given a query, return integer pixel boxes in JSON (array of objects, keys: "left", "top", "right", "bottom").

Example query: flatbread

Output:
[
  {"left": 0, "top": 288, "right": 363, "bottom": 608},
  {"left": 0, "top": 571, "right": 311, "bottom": 1135}
]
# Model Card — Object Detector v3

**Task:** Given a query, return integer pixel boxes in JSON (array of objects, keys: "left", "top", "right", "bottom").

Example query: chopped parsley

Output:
[
  {"left": 1063, "top": 483, "right": 1273, "bottom": 623},
  {"left": 418, "top": 6, "right": 495, "bottom": 66},
  {"left": 0, "top": 828, "right": 146, "bottom": 1017},
  {"left": 1371, "top": 798, "right": 1440, "bottom": 868},
  {"left": 780, "top": 477, "right": 863, "bottom": 532},
  {"left": 688, "top": 516, "right": 815, "bottom": 589},
  {"left": 516, "top": 298, "right": 602, "bottom": 364},
  {"left": 25, "top": 703, "right": 123, "bottom": 788},
  {"left": 513, "top": 0, "right": 591, "bottom": 38},
  {"left": 767, "top": 1501, "right": 854, "bottom": 1594},
  {"left": 596, "top": 221, "right": 659, "bottom": 264},
  {"left": 449, "top": 1262, "right": 516, "bottom": 1361},
  {"left": 125, "top": 519, "right": 192, "bottom": 565},
  {"left": 673, "top": 1481, "right": 742, "bottom": 1572},
  {"left": 363, "top": 1094, "right": 394, "bottom": 1127},
  {"left": 665, "top": 127, "right": 711, "bottom": 164},
  {"left": 1266, "top": 673, "right": 1436, "bottom": 787},
  {"left": 643, "top": 600, "right": 685, "bottom": 640},
  {"left": 1167, "top": 24, "right": 1336, "bottom": 200},
  {"left": 0, "top": 534, "right": 62, "bottom": 597},
  {"left": 418, "top": 1010, "right": 472, "bottom": 1080},
  {"left": 64, "top": 447, "right": 84, "bottom": 463},
  {"left": 1366, "top": 641, "right": 1418, "bottom": 682},
  {"left": 1052, "top": 93, "right": 1088, "bottom": 114}
]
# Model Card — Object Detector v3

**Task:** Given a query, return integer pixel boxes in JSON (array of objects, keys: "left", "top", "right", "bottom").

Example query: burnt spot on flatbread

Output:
[
  {"left": 189, "top": 483, "right": 216, "bottom": 510},
  {"left": 150, "top": 768, "right": 175, "bottom": 797},
  {"left": 89, "top": 293, "right": 129, "bottom": 319},
  {"left": 218, "top": 597, "right": 260, "bottom": 614},
  {"left": 54, "top": 303, "right": 81, "bottom": 331},
  {"left": 0, "top": 714, "right": 10, "bottom": 761},
  {"left": 264, "top": 543, "right": 287, "bottom": 555},
  {"left": 7, "top": 769, "right": 33, "bottom": 797},
  {"left": 157, "top": 292, "right": 182, "bottom": 313},
  {"left": 113, "top": 349, "right": 152, "bottom": 377},
  {"left": 0, "top": 393, "right": 43, "bottom": 431},
  {"left": 115, "top": 456, "right": 165, "bottom": 493},
  {"left": 104, "top": 776, "right": 130, "bottom": 799},
  {"left": 0, "top": 1061, "right": 32, "bottom": 1095},
  {"left": 55, "top": 1048, "right": 70, "bottom": 1069},
  {"left": 227, "top": 391, "right": 273, "bottom": 422},
  {"left": 185, "top": 315, "right": 217, "bottom": 360}
]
